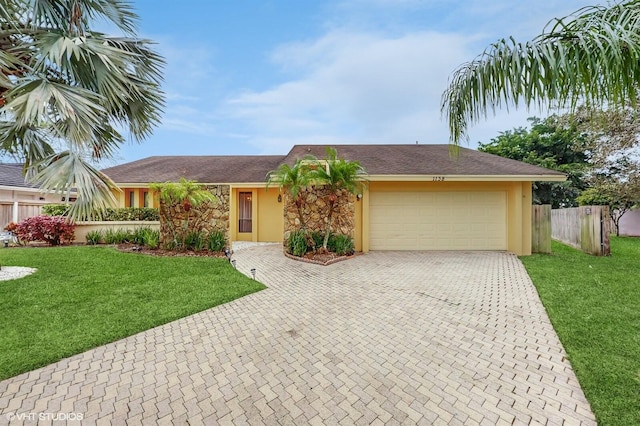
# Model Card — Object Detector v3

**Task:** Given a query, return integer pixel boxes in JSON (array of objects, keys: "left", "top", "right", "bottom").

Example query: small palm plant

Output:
[
  {"left": 266, "top": 156, "right": 316, "bottom": 230},
  {"left": 150, "top": 179, "right": 216, "bottom": 250},
  {"left": 313, "top": 147, "right": 367, "bottom": 251}
]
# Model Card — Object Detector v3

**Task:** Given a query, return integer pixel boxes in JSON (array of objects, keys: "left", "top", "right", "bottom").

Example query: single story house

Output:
[
  {"left": 0, "top": 163, "right": 70, "bottom": 228},
  {"left": 102, "top": 144, "right": 565, "bottom": 256}
]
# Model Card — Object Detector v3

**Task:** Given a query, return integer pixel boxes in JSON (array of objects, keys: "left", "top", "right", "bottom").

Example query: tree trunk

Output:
[{"left": 323, "top": 200, "right": 335, "bottom": 250}]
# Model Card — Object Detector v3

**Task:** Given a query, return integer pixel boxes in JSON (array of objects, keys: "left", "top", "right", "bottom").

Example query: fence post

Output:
[
  {"left": 532, "top": 205, "right": 552, "bottom": 253},
  {"left": 12, "top": 201, "right": 18, "bottom": 223},
  {"left": 600, "top": 206, "right": 611, "bottom": 256}
]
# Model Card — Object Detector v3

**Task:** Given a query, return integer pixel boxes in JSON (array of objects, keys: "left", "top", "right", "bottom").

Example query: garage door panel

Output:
[{"left": 370, "top": 191, "right": 507, "bottom": 251}]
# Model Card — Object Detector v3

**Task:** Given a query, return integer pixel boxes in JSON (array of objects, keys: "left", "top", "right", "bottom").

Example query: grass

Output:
[
  {"left": 0, "top": 246, "right": 265, "bottom": 381},
  {"left": 521, "top": 237, "right": 640, "bottom": 426}
]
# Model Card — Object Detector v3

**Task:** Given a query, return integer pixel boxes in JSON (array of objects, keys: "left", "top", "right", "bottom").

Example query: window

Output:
[
  {"left": 143, "top": 191, "right": 149, "bottom": 207},
  {"left": 239, "top": 192, "right": 252, "bottom": 233},
  {"left": 128, "top": 190, "right": 135, "bottom": 208}
]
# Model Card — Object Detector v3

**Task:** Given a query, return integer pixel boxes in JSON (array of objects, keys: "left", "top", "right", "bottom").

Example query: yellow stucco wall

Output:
[
  {"left": 258, "top": 188, "right": 284, "bottom": 243},
  {"left": 115, "top": 187, "right": 156, "bottom": 208},
  {"left": 116, "top": 180, "right": 534, "bottom": 255},
  {"left": 229, "top": 186, "right": 284, "bottom": 243},
  {"left": 362, "top": 181, "right": 533, "bottom": 255}
]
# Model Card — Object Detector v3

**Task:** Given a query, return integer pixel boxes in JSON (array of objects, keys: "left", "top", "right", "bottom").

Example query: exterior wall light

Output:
[
  {"left": 356, "top": 193, "right": 363, "bottom": 201},
  {"left": 277, "top": 194, "right": 282, "bottom": 203}
]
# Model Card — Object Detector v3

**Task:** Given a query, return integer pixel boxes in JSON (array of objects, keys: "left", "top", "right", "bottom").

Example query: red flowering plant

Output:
[{"left": 15, "top": 216, "right": 75, "bottom": 246}]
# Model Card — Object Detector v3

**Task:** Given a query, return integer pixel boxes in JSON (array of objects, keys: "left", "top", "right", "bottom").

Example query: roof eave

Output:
[{"left": 367, "top": 174, "right": 567, "bottom": 182}]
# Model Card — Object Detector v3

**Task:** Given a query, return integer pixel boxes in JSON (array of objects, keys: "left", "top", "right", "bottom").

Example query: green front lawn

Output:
[
  {"left": 0, "top": 246, "right": 265, "bottom": 381},
  {"left": 521, "top": 237, "right": 640, "bottom": 426}
]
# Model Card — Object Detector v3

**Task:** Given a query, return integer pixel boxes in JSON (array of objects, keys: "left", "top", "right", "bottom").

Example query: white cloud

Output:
[{"left": 225, "top": 30, "right": 482, "bottom": 153}]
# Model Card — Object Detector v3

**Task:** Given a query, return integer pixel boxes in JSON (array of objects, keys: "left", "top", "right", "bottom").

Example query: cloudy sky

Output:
[{"left": 112, "top": 0, "right": 595, "bottom": 163}]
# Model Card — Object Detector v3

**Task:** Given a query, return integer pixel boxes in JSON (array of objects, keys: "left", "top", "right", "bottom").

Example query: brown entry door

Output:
[{"left": 238, "top": 192, "right": 252, "bottom": 233}]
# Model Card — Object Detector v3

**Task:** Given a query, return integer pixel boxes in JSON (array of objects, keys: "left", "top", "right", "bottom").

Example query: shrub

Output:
[
  {"left": 41, "top": 205, "right": 159, "bottom": 221},
  {"left": 329, "top": 234, "right": 355, "bottom": 256},
  {"left": 131, "top": 227, "right": 150, "bottom": 245},
  {"left": 287, "top": 230, "right": 308, "bottom": 257},
  {"left": 42, "top": 204, "right": 70, "bottom": 216},
  {"left": 207, "top": 231, "right": 226, "bottom": 252},
  {"left": 15, "top": 215, "right": 75, "bottom": 246},
  {"left": 85, "top": 230, "right": 103, "bottom": 245},
  {"left": 184, "top": 231, "right": 205, "bottom": 251},
  {"left": 102, "top": 207, "right": 159, "bottom": 221},
  {"left": 103, "top": 228, "right": 133, "bottom": 244},
  {"left": 309, "top": 231, "right": 325, "bottom": 252},
  {"left": 142, "top": 228, "right": 160, "bottom": 249}
]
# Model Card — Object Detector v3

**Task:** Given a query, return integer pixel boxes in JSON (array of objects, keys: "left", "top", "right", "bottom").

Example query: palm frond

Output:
[
  {"left": 442, "top": 1, "right": 640, "bottom": 144},
  {"left": 29, "top": 150, "right": 120, "bottom": 221},
  {"left": 27, "top": 0, "right": 138, "bottom": 35}
]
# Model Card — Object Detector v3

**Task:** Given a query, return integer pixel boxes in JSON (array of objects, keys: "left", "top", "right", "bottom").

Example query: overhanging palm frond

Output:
[
  {"left": 29, "top": 151, "right": 120, "bottom": 221},
  {"left": 442, "top": 1, "right": 640, "bottom": 144},
  {"left": 0, "top": 0, "right": 164, "bottom": 216}
]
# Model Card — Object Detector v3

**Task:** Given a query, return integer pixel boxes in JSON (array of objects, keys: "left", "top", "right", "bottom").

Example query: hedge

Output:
[{"left": 41, "top": 204, "right": 159, "bottom": 221}]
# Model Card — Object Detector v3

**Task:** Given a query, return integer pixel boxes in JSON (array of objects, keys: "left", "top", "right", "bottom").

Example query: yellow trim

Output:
[{"left": 366, "top": 174, "right": 567, "bottom": 182}]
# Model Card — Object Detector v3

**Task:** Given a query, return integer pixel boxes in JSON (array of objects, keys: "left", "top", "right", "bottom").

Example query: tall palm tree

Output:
[
  {"left": 0, "top": 0, "right": 164, "bottom": 219},
  {"left": 266, "top": 156, "right": 315, "bottom": 230},
  {"left": 314, "top": 147, "right": 366, "bottom": 250},
  {"left": 442, "top": 1, "right": 640, "bottom": 145}
]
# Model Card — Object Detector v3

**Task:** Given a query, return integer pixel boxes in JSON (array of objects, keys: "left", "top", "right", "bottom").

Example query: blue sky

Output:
[{"left": 110, "top": 0, "right": 594, "bottom": 164}]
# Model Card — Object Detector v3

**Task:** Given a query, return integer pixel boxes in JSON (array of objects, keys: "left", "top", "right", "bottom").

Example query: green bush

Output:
[
  {"left": 131, "top": 227, "right": 149, "bottom": 245},
  {"left": 207, "top": 231, "right": 226, "bottom": 252},
  {"left": 103, "top": 228, "right": 133, "bottom": 244},
  {"left": 184, "top": 231, "right": 205, "bottom": 251},
  {"left": 102, "top": 207, "right": 159, "bottom": 221},
  {"left": 85, "top": 230, "right": 103, "bottom": 245},
  {"left": 140, "top": 228, "right": 159, "bottom": 249},
  {"left": 329, "top": 234, "right": 355, "bottom": 256},
  {"left": 309, "top": 231, "right": 325, "bottom": 252},
  {"left": 42, "top": 204, "right": 70, "bottom": 216},
  {"left": 42, "top": 205, "right": 159, "bottom": 221},
  {"left": 288, "top": 230, "right": 308, "bottom": 257}
]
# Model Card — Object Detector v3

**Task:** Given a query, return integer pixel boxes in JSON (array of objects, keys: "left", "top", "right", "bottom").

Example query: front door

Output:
[{"left": 238, "top": 191, "right": 253, "bottom": 240}]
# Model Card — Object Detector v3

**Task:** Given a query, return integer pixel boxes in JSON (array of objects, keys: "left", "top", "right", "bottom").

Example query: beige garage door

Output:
[{"left": 369, "top": 191, "right": 507, "bottom": 250}]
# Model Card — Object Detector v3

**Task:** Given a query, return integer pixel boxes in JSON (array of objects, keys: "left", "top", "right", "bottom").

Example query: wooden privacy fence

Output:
[
  {"left": 0, "top": 201, "right": 45, "bottom": 229},
  {"left": 551, "top": 206, "right": 611, "bottom": 256},
  {"left": 532, "top": 205, "right": 552, "bottom": 254}
]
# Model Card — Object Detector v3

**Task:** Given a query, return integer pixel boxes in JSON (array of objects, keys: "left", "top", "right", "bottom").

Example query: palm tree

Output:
[
  {"left": 0, "top": 0, "right": 164, "bottom": 219},
  {"left": 150, "top": 179, "right": 216, "bottom": 249},
  {"left": 442, "top": 1, "right": 640, "bottom": 145},
  {"left": 266, "top": 156, "right": 316, "bottom": 230},
  {"left": 314, "top": 147, "right": 366, "bottom": 251}
]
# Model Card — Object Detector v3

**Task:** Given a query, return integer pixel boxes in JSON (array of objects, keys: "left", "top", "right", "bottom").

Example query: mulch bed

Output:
[
  {"left": 115, "top": 243, "right": 227, "bottom": 258},
  {"left": 284, "top": 250, "right": 359, "bottom": 266}
]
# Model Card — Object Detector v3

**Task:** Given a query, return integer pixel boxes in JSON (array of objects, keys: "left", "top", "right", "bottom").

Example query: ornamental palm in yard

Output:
[
  {"left": 0, "top": 0, "right": 164, "bottom": 219},
  {"left": 266, "top": 156, "right": 316, "bottom": 230},
  {"left": 442, "top": 1, "right": 640, "bottom": 145},
  {"left": 314, "top": 147, "right": 366, "bottom": 251}
]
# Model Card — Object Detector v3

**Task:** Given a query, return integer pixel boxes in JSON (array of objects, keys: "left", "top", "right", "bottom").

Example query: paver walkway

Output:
[{"left": 0, "top": 246, "right": 595, "bottom": 425}]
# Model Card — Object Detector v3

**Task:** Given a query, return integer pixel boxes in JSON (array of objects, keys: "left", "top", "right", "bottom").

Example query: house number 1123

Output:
[{"left": 432, "top": 176, "right": 445, "bottom": 181}]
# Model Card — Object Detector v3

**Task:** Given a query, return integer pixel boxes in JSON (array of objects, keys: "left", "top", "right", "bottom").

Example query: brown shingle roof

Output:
[
  {"left": 103, "top": 145, "right": 564, "bottom": 184},
  {"left": 0, "top": 163, "right": 39, "bottom": 189},
  {"left": 284, "top": 145, "right": 565, "bottom": 176},
  {"left": 102, "top": 156, "right": 285, "bottom": 184}
]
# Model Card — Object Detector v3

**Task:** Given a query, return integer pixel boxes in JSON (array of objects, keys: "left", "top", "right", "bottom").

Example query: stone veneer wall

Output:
[
  {"left": 283, "top": 186, "right": 355, "bottom": 242},
  {"left": 158, "top": 185, "right": 230, "bottom": 248}
]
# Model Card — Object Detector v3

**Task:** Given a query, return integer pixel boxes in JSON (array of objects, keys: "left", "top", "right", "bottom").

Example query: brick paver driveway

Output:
[{"left": 0, "top": 245, "right": 595, "bottom": 425}]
